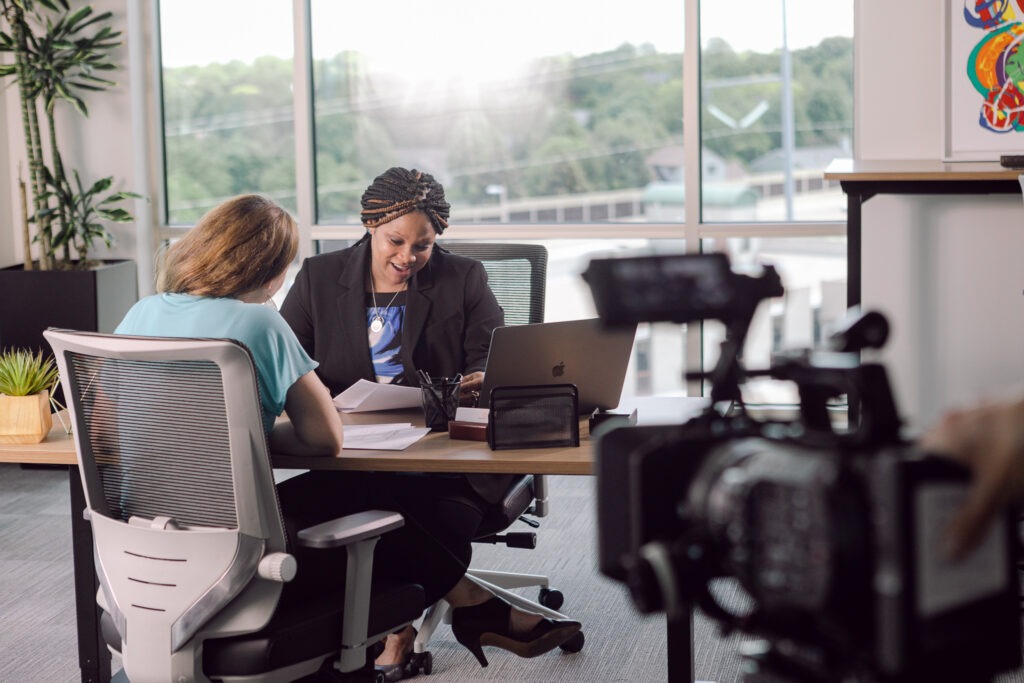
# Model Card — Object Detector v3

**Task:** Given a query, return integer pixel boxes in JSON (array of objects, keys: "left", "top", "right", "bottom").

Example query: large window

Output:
[
  {"left": 157, "top": 0, "right": 853, "bottom": 402},
  {"left": 700, "top": 1, "right": 852, "bottom": 224},
  {"left": 308, "top": 0, "right": 684, "bottom": 226},
  {"left": 698, "top": 1, "right": 852, "bottom": 404},
  {"left": 158, "top": 0, "right": 296, "bottom": 223}
]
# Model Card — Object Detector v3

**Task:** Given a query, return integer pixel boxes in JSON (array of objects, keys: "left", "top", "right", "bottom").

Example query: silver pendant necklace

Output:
[{"left": 370, "top": 276, "right": 406, "bottom": 333}]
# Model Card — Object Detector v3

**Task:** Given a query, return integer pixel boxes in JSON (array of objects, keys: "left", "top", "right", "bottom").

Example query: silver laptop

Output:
[{"left": 478, "top": 318, "right": 637, "bottom": 414}]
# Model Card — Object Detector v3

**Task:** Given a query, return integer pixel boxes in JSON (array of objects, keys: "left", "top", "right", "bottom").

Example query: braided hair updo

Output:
[{"left": 360, "top": 167, "right": 451, "bottom": 235}]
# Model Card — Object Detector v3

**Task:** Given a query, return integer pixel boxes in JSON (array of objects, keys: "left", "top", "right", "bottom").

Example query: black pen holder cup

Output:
[{"left": 420, "top": 378, "right": 461, "bottom": 432}]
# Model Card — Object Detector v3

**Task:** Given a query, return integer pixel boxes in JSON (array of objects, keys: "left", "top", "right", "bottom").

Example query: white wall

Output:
[
  {"left": 861, "top": 194, "right": 1024, "bottom": 431},
  {"left": 1, "top": 0, "right": 139, "bottom": 268},
  {"left": 857, "top": 2, "right": 1024, "bottom": 432},
  {"left": 855, "top": 3, "right": 941, "bottom": 160}
]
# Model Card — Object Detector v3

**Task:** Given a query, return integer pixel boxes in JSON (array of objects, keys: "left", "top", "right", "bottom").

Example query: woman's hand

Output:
[
  {"left": 919, "top": 396, "right": 1024, "bottom": 559},
  {"left": 459, "top": 371, "right": 485, "bottom": 404}
]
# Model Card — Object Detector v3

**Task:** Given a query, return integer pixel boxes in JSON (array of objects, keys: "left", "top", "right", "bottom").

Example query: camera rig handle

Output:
[
  {"left": 692, "top": 264, "right": 785, "bottom": 407},
  {"left": 768, "top": 352, "right": 902, "bottom": 449},
  {"left": 768, "top": 309, "right": 902, "bottom": 449}
]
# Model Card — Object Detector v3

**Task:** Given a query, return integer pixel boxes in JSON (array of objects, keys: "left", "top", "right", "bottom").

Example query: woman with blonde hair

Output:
[
  {"left": 115, "top": 195, "right": 477, "bottom": 664},
  {"left": 121, "top": 193, "right": 342, "bottom": 454}
]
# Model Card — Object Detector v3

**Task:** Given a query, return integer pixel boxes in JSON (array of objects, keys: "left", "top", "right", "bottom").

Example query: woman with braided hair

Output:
[
  {"left": 280, "top": 168, "right": 580, "bottom": 678},
  {"left": 285, "top": 167, "right": 494, "bottom": 397}
]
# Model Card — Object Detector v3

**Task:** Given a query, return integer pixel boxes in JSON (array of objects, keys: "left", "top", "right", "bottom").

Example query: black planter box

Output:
[{"left": 0, "top": 259, "right": 139, "bottom": 355}]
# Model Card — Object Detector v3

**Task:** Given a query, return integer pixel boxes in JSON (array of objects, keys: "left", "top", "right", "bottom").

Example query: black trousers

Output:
[{"left": 275, "top": 470, "right": 487, "bottom": 606}]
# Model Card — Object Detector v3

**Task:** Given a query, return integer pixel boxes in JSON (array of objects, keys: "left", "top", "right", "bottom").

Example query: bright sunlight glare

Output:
[{"left": 159, "top": 0, "right": 850, "bottom": 71}]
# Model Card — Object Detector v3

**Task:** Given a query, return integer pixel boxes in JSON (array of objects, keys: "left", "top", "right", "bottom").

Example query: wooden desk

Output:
[
  {"left": 0, "top": 416, "right": 76, "bottom": 465},
  {"left": 0, "top": 411, "right": 594, "bottom": 475},
  {"left": 824, "top": 159, "right": 1024, "bottom": 309},
  {"left": 276, "top": 409, "right": 593, "bottom": 476}
]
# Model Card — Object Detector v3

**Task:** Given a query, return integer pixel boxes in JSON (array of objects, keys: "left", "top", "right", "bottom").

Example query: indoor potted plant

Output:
[
  {"left": 0, "top": 347, "right": 58, "bottom": 443},
  {"left": 0, "top": 0, "right": 141, "bottom": 355}
]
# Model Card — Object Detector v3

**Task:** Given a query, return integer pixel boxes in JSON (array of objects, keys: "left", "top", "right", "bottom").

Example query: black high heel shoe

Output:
[{"left": 450, "top": 597, "right": 581, "bottom": 667}]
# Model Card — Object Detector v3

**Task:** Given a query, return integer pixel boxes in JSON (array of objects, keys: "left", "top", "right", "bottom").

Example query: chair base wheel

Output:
[
  {"left": 407, "top": 650, "right": 433, "bottom": 676},
  {"left": 560, "top": 630, "right": 585, "bottom": 653},
  {"left": 538, "top": 586, "right": 564, "bottom": 610}
]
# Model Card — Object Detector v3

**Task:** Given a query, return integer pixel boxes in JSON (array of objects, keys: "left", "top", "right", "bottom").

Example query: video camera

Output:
[{"left": 583, "top": 252, "right": 1021, "bottom": 683}]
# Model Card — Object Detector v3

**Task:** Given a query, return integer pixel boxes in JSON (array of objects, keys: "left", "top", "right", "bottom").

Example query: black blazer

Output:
[{"left": 280, "top": 239, "right": 513, "bottom": 503}]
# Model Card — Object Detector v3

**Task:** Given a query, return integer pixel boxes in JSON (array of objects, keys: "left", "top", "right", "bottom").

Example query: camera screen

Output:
[
  {"left": 584, "top": 252, "right": 737, "bottom": 325},
  {"left": 913, "top": 484, "right": 1009, "bottom": 616}
]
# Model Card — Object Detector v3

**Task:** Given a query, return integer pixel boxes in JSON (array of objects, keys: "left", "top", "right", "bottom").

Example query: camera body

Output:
[{"left": 584, "top": 253, "right": 1022, "bottom": 682}]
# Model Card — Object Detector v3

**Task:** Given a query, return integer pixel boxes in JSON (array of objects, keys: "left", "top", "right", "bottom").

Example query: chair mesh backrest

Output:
[
  {"left": 66, "top": 352, "right": 238, "bottom": 529},
  {"left": 440, "top": 243, "right": 548, "bottom": 325}
]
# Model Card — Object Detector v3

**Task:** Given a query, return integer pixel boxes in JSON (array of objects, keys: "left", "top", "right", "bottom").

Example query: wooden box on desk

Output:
[
  {"left": 448, "top": 420, "right": 488, "bottom": 441},
  {"left": 448, "top": 405, "right": 489, "bottom": 441}
]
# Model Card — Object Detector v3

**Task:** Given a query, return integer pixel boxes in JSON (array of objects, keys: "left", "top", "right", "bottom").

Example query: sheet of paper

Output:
[
  {"left": 454, "top": 407, "right": 489, "bottom": 424},
  {"left": 334, "top": 379, "right": 422, "bottom": 413},
  {"left": 342, "top": 422, "right": 431, "bottom": 450}
]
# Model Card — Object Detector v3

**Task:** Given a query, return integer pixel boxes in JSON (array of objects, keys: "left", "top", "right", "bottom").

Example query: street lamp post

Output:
[{"left": 485, "top": 184, "right": 508, "bottom": 223}]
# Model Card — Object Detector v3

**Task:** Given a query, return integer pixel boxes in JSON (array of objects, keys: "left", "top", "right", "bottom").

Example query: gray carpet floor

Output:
[{"left": 3, "top": 462, "right": 1024, "bottom": 683}]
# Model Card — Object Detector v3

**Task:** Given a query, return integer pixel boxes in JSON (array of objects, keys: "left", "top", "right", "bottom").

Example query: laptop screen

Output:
[{"left": 478, "top": 318, "right": 637, "bottom": 414}]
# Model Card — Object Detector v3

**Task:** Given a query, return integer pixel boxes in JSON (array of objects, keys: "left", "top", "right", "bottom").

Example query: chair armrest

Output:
[
  {"left": 296, "top": 509, "right": 405, "bottom": 549},
  {"left": 297, "top": 509, "right": 410, "bottom": 673}
]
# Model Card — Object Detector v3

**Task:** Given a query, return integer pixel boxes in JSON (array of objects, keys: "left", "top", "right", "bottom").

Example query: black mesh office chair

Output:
[
  {"left": 409, "top": 242, "right": 585, "bottom": 670},
  {"left": 45, "top": 329, "right": 424, "bottom": 683},
  {"left": 438, "top": 242, "right": 547, "bottom": 326}
]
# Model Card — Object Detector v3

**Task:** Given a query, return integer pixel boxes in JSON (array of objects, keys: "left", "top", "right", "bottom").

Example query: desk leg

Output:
[
  {"left": 666, "top": 606, "right": 695, "bottom": 683},
  {"left": 844, "top": 189, "right": 871, "bottom": 427},
  {"left": 69, "top": 467, "right": 111, "bottom": 683},
  {"left": 846, "top": 190, "right": 864, "bottom": 310}
]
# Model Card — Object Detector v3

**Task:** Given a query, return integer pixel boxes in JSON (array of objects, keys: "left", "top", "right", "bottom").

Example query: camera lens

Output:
[
  {"left": 625, "top": 555, "right": 664, "bottom": 614},
  {"left": 625, "top": 541, "right": 681, "bottom": 616}
]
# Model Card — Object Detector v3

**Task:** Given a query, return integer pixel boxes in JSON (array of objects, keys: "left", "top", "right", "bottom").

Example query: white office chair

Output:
[{"left": 45, "top": 328, "right": 423, "bottom": 683}]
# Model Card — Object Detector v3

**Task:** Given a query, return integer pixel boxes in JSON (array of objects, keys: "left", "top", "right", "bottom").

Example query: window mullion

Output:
[
  {"left": 684, "top": 0, "right": 703, "bottom": 393},
  {"left": 292, "top": 0, "right": 316, "bottom": 262}
]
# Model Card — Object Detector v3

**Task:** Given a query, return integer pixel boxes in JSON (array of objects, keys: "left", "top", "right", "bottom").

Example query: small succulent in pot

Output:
[
  {"left": 0, "top": 348, "right": 59, "bottom": 444},
  {"left": 0, "top": 348, "right": 58, "bottom": 396}
]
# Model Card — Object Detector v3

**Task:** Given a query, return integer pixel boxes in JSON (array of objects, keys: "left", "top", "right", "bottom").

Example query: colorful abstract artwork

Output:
[{"left": 945, "top": 0, "right": 1024, "bottom": 159}]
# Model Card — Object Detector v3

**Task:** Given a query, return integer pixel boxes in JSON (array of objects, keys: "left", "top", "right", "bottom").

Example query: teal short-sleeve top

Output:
[{"left": 115, "top": 293, "right": 318, "bottom": 433}]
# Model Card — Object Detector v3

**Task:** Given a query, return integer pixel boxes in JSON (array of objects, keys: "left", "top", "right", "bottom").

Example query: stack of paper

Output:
[{"left": 342, "top": 423, "right": 430, "bottom": 450}]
